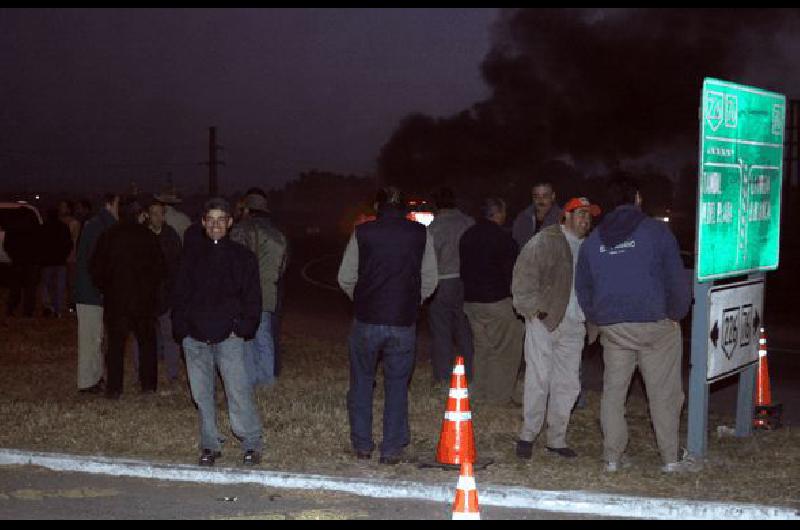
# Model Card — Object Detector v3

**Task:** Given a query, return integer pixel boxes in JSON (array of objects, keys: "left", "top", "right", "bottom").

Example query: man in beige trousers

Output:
[
  {"left": 459, "top": 198, "right": 523, "bottom": 404},
  {"left": 575, "top": 178, "right": 692, "bottom": 473},
  {"left": 512, "top": 197, "right": 600, "bottom": 459},
  {"left": 74, "top": 193, "right": 119, "bottom": 394}
]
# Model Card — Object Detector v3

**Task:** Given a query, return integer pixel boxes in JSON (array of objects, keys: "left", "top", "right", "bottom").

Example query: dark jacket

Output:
[
  {"left": 39, "top": 218, "right": 73, "bottom": 267},
  {"left": 460, "top": 219, "right": 519, "bottom": 303},
  {"left": 171, "top": 234, "right": 262, "bottom": 344},
  {"left": 3, "top": 212, "right": 40, "bottom": 266},
  {"left": 152, "top": 223, "right": 182, "bottom": 316},
  {"left": 352, "top": 206, "right": 428, "bottom": 326},
  {"left": 89, "top": 221, "right": 166, "bottom": 318},
  {"left": 575, "top": 205, "right": 692, "bottom": 326},
  {"left": 74, "top": 209, "right": 117, "bottom": 305},
  {"left": 511, "top": 203, "right": 562, "bottom": 249},
  {"left": 229, "top": 214, "right": 288, "bottom": 313}
]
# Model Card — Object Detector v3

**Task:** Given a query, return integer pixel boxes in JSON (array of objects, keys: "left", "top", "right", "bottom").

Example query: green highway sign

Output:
[{"left": 696, "top": 78, "right": 785, "bottom": 282}]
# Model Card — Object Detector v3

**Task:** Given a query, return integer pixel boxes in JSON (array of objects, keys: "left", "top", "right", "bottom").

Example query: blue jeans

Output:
[
  {"left": 158, "top": 312, "right": 180, "bottom": 381},
  {"left": 41, "top": 265, "right": 66, "bottom": 315},
  {"left": 183, "top": 336, "right": 263, "bottom": 453},
  {"left": 244, "top": 311, "right": 275, "bottom": 388},
  {"left": 133, "top": 312, "right": 181, "bottom": 380},
  {"left": 347, "top": 320, "right": 416, "bottom": 457}
]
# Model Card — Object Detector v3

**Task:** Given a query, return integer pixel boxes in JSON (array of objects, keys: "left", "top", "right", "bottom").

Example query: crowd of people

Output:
[
  {"left": 338, "top": 177, "right": 693, "bottom": 473},
  {"left": 3, "top": 187, "right": 287, "bottom": 468},
  {"left": 3, "top": 176, "right": 693, "bottom": 474},
  {"left": 3, "top": 199, "right": 92, "bottom": 320}
]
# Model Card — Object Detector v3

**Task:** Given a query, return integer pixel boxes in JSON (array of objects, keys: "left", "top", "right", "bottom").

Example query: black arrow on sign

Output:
[
  {"left": 710, "top": 320, "right": 719, "bottom": 348},
  {"left": 753, "top": 310, "right": 760, "bottom": 335}
]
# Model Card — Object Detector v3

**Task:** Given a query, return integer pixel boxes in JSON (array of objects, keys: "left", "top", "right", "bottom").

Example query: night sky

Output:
[
  {"left": 0, "top": 8, "right": 496, "bottom": 194},
  {"left": 3, "top": 8, "right": 800, "bottom": 196}
]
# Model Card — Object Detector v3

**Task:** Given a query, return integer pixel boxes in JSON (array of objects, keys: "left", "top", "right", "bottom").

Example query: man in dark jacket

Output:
[
  {"left": 147, "top": 199, "right": 182, "bottom": 383},
  {"left": 172, "top": 197, "right": 264, "bottom": 467},
  {"left": 337, "top": 186, "right": 437, "bottom": 464},
  {"left": 90, "top": 198, "right": 165, "bottom": 399},
  {"left": 511, "top": 181, "right": 562, "bottom": 249},
  {"left": 426, "top": 186, "right": 475, "bottom": 385},
  {"left": 74, "top": 193, "right": 119, "bottom": 393},
  {"left": 229, "top": 192, "right": 288, "bottom": 389},
  {"left": 40, "top": 208, "right": 74, "bottom": 318},
  {"left": 576, "top": 177, "right": 692, "bottom": 473},
  {"left": 460, "top": 197, "right": 524, "bottom": 404}
]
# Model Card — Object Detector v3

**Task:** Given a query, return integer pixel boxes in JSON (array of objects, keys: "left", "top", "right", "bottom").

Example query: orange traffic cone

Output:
[
  {"left": 754, "top": 327, "right": 783, "bottom": 430},
  {"left": 451, "top": 462, "right": 481, "bottom": 520},
  {"left": 436, "top": 356, "right": 476, "bottom": 465}
]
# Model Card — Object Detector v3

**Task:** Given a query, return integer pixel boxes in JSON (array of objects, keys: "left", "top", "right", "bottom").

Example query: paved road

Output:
[{"left": 0, "top": 465, "right": 604, "bottom": 520}]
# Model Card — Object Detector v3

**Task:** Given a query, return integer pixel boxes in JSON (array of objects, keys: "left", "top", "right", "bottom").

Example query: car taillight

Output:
[{"left": 409, "top": 212, "right": 434, "bottom": 226}]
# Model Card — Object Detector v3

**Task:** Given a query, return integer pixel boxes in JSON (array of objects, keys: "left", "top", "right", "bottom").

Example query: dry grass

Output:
[{"left": 0, "top": 307, "right": 799, "bottom": 510}]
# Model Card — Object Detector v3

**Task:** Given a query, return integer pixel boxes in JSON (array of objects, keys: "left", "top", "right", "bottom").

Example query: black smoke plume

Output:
[{"left": 378, "top": 8, "right": 800, "bottom": 198}]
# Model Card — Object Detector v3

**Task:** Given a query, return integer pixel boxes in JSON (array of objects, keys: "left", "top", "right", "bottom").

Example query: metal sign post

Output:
[{"left": 687, "top": 78, "right": 785, "bottom": 459}]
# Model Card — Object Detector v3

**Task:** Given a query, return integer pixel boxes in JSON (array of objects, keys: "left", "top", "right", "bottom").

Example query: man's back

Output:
[
  {"left": 39, "top": 217, "right": 73, "bottom": 266},
  {"left": 460, "top": 219, "right": 518, "bottom": 303},
  {"left": 153, "top": 223, "right": 182, "bottom": 315},
  {"left": 165, "top": 206, "right": 191, "bottom": 243},
  {"left": 576, "top": 206, "right": 690, "bottom": 326},
  {"left": 90, "top": 222, "right": 164, "bottom": 317},
  {"left": 229, "top": 215, "right": 287, "bottom": 312},
  {"left": 74, "top": 209, "right": 116, "bottom": 305},
  {"left": 353, "top": 209, "right": 427, "bottom": 327},
  {"left": 428, "top": 208, "right": 474, "bottom": 277}
]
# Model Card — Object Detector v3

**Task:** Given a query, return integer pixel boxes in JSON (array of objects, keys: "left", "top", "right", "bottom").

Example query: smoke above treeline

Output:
[{"left": 378, "top": 8, "right": 800, "bottom": 194}]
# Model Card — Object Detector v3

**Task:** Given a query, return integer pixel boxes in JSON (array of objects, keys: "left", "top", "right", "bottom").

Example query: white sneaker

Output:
[
  {"left": 605, "top": 457, "right": 632, "bottom": 472},
  {"left": 661, "top": 458, "right": 701, "bottom": 473}
]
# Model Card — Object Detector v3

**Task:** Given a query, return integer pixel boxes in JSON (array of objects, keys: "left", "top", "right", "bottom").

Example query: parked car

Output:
[
  {"left": 405, "top": 199, "right": 435, "bottom": 226},
  {"left": 351, "top": 199, "right": 436, "bottom": 229},
  {"left": 0, "top": 202, "right": 43, "bottom": 286}
]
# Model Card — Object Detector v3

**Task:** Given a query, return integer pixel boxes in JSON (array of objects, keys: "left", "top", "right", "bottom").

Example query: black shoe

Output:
[
  {"left": 355, "top": 450, "right": 372, "bottom": 460},
  {"left": 199, "top": 449, "right": 221, "bottom": 467},
  {"left": 516, "top": 440, "right": 533, "bottom": 460},
  {"left": 379, "top": 452, "right": 414, "bottom": 465},
  {"left": 242, "top": 450, "right": 261, "bottom": 466},
  {"left": 546, "top": 446, "right": 577, "bottom": 458},
  {"left": 379, "top": 454, "right": 401, "bottom": 465}
]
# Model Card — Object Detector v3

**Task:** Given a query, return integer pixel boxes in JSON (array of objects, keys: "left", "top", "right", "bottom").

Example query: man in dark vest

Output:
[
  {"left": 90, "top": 197, "right": 165, "bottom": 399},
  {"left": 337, "top": 186, "right": 438, "bottom": 464}
]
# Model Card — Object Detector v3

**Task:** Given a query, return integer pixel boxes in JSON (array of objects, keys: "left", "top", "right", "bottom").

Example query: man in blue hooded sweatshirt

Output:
[{"left": 575, "top": 177, "right": 692, "bottom": 473}]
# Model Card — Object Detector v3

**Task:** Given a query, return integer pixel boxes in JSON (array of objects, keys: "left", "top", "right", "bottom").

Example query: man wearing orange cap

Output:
[{"left": 511, "top": 197, "right": 600, "bottom": 460}]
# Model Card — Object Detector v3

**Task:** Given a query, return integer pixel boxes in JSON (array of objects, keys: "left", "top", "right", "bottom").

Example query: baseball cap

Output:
[
  {"left": 244, "top": 193, "right": 269, "bottom": 213},
  {"left": 564, "top": 197, "right": 601, "bottom": 216}
]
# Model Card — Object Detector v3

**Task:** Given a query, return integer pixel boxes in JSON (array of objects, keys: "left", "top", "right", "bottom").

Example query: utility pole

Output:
[{"left": 206, "top": 126, "right": 225, "bottom": 196}]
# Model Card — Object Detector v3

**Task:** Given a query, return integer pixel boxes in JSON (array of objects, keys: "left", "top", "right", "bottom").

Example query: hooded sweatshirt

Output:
[{"left": 575, "top": 205, "right": 691, "bottom": 326}]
